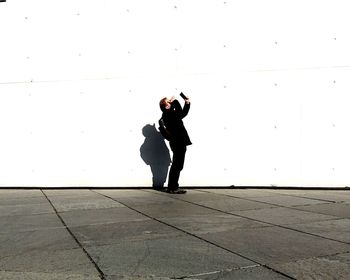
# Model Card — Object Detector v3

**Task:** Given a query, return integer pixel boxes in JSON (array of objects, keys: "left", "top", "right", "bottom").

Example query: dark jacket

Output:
[{"left": 159, "top": 100, "right": 192, "bottom": 146}]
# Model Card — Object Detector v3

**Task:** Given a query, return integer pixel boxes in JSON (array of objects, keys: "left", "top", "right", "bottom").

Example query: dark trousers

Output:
[{"left": 168, "top": 142, "right": 187, "bottom": 190}]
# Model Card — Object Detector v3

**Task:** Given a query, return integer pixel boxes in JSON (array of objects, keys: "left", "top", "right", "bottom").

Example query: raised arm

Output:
[
  {"left": 171, "top": 98, "right": 190, "bottom": 118},
  {"left": 181, "top": 100, "right": 190, "bottom": 119}
]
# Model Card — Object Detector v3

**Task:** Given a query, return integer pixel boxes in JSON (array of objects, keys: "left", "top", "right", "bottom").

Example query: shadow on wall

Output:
[{"left": 140, "top": 124, "right": 171, "bottom": 188}]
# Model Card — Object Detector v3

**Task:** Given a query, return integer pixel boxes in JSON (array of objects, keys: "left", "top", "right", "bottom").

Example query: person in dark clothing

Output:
[{"left": 159, "top": 94, "right": 192, "bottom": 194}]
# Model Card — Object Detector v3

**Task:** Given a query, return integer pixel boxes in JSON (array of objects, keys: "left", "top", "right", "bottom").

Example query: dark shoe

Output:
[
  {"left": 167, "top": 188, "right": 187, "bottom": 194},
  {"left": 153, "top": 187, "right": 165, "bottom": 192}
]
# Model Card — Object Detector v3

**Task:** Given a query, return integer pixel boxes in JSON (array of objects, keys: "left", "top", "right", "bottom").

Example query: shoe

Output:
[{"left": 166, "top": 188, "right": 187, "bottom": 194}]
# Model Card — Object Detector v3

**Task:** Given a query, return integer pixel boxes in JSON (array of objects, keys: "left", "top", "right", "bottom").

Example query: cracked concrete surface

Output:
[{"left": 0, "top": 188, "right": 349, "bottom": 279}]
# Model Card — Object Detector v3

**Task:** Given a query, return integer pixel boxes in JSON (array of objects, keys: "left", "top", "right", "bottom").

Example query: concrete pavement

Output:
[{"left": 0, "top": 188, "right": 349, "bottom": 279}]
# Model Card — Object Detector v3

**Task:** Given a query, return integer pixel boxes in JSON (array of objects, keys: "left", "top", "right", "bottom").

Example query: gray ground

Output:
[{"left": 0, "top": 188, "right": 349, "bottom": 279}]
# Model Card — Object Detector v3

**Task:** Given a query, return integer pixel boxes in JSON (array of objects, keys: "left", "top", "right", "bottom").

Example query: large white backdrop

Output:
[{"left": 0, "top": 0, "right": 349, "bottom": 187}]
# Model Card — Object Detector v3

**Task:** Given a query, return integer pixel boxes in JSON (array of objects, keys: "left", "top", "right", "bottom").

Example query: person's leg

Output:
[{"left": 168, "top": 143, "right": 186, "bottom": 191}]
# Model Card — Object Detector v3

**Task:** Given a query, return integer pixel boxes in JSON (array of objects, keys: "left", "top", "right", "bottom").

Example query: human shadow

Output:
[{"left": 140, "top": 124, "right": 171, "bottom": 189}]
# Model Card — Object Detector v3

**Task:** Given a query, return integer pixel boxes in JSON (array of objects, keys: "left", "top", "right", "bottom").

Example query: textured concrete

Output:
[
  {"left": 0, "top": 203, "right": 54, "bottom": 217},
  {"left": 288, "top": 219, "right": 350, "bottom": 243},
  {"left": 230, "top": 206, "right": 338, "bottom": 225},
  {"left": 0, "top": 188, "right": 349, "bottom": 279},
  {"left": 294, "top": 203, "right": 350, "bottom": 218},
  {"left": 269, "top": 253, "right": 350, "bottom": 280},
  {"left": 85, "top": 236, "right": 254, "bottom": 278},
  {"left": 0, "top": 213, "right": 63, "bottom": 234}
]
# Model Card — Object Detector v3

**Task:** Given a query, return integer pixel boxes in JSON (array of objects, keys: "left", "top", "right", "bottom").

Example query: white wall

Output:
[{"left": 1, "top": 0, "right": 350, "bottom": 187}]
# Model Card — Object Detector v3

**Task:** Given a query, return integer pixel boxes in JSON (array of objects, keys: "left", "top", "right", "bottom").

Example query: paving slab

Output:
[
  {"left": 106, "top": 277, "right": 173, "bottom": 280},
  {"left": 200, "top": 226, "right": 350, "bottom": 264},
  {"left": 47, "top": 196, "right": 124, "bottom": 212},
  {"left": 159, "top": 213, "right": 269, "bottom": 235},
  {"left": 157, "top": 190, "right": 230, "bottom": 202},
  {"left": 191, "top": 198, "right": 278, "bottom": 212},
  {"left": 0, "top": 190, "right": 43, "bottom": 199},
  {"left": 268, "top": 190, "right": 350, "bottom": 203},
  {"left": 70, "top": 219, "right": 181, "bottom": 247},
  {"left": 0, "top": 196, "right": 49, "bottom": 206},
  {"left": 96, "top": 190, "right": 157, "bottom": 199},
  {"left": 185, "top": 265, "right": 291, "bottom": 280},
  {"left": 120, "top": 200, "right": 218, "bottom": 219},
  {"left": 0, "top": 248, "right": 100, "bottom": 276},
  {"left": 288, "top": 218, "right": 350, "bottom": 243},
  {"left": 270, "top": 252, "right": 350, "bottom": 280},
  {"left": 201, "top": 189, "right": 282, "bottom": 198},
  {"left": 0, "top": 271, "right": 101, "bottom": 280},
  {"left": 0, "top": 213, "right": 63, "bottom": 234},
  {"left": 85, "top": 235, "right": 255, "bottom": 278},
  {"left": 0, "top": 228, "right": 78, "bottom": 257},
  {"left": 105, "top": 266, "right": 291, "bottom": 280},
  {"left": 294, "top": 202, "right": 350, "bottom": 218},
  {"left": 44, "top": 190, "right": 98, "bottom": 197},
  {"left": 0, "top": 203, "right": 54, "bottom": 217},
  {"left": 166, "top": 191, "right": 278, "bottom": 212},
  {"left": 237, "top": 194, "right": 328, "bottom": 207},
  {"left": 97, "top": 192, "right": 176, "bottom": 206},
  {"left": 231, "top": 206, "right": 338, "bottom": 225},
  {"left": 60, "top": 207, "right": 149, "bottom": 227}
]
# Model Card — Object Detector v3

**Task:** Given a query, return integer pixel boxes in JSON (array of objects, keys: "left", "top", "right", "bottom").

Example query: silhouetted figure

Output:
[
  {"left": 159, "top": 94, "right": 192, "bottom": 194},
  {"left": 140, "top": 124, "right": 171, "bottom": 190}
]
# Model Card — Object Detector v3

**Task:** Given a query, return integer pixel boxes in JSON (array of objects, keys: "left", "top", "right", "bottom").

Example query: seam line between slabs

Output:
[
  {"left": 41, "top": 190, "right": 106, "bottom": 280},
  {"left": 149, "top": 189, "right": 350, "bottom": 246},
  {"left": 92, "top": 190, "right": 296, "bottom": 280}
]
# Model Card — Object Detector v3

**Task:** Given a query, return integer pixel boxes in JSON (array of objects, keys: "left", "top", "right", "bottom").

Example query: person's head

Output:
[{"left": 159, "top": 97, "right": 172, "bottom": 112}]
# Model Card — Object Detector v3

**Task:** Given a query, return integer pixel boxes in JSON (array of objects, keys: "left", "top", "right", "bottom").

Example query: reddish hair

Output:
[{"left": 159, "top": 97, "right": 168, "bottom": 112}]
